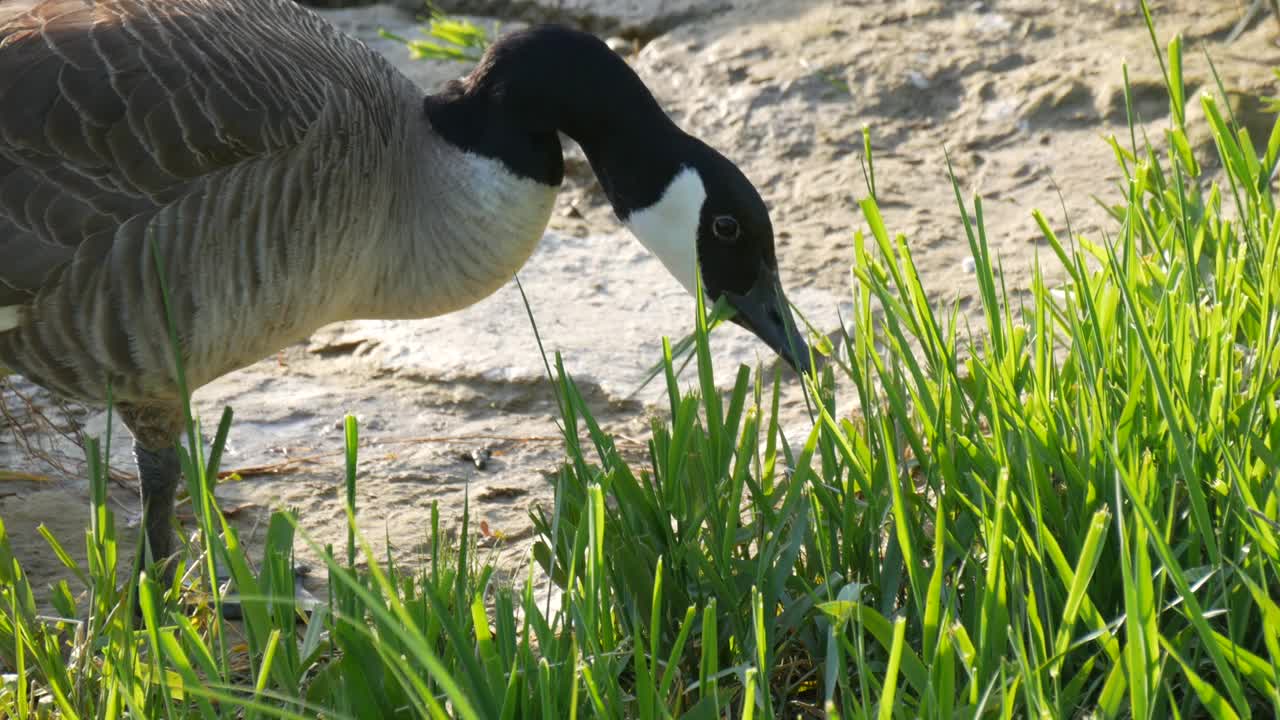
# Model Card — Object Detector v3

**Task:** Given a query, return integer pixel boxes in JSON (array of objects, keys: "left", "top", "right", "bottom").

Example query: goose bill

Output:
[{"left": 722, "top": 262, "right": 812, "bottom": 374}]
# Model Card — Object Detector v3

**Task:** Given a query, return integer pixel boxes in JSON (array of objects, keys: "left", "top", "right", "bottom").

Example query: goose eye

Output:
[{"left": 713, "top": 215, "right": 740, "bottom": 243}]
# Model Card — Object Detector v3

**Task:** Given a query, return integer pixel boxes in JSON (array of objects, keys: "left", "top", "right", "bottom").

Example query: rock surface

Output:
[
  {"left": 309, "top": 0, "right": 807, "bottom": 38},
  {"left": 3, "top": 0, "right": 1278, "bottom": 599}
]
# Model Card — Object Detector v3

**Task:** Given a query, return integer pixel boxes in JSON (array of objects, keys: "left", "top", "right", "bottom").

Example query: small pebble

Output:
[
  {"left": 973, "top": 13, "right": 1012, "bottom": 36},
  {"left": 962, "top": 256, "right": 977, "bottom": 274},
  {"left": 460, "top": 446, "right": 491, "bottom": 470}
]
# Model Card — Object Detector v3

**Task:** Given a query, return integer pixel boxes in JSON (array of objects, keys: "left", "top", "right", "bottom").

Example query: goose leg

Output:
[
  {"left": 119, "top": 403, "right": 185, "bottom": 589},
  {"left": 134, "top": 441, "right": 181, "bottom": 574},
  {"left": 120, "top": 404, "right": 315, "bottom": 620}
]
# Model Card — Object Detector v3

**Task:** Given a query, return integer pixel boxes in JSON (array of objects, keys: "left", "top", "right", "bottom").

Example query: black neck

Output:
[{"left": 423, "top": 26, "right": 688, "bottom": 217}]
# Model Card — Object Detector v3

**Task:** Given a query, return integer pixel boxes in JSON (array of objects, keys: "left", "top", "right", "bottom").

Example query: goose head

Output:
[
  {"left": 619, "top": 137, "right": 812, "bottom": 374},
  {"left": 425, "top": 25, "right": 813, "bottom": 373}
]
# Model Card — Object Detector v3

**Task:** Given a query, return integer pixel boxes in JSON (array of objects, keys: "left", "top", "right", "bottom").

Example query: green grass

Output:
[
  {"left": 378, "top": 9, "right": 491, "bottom": 63},
  {"left": 3, "top": 9, "right": 1280, "bottom": 718}
]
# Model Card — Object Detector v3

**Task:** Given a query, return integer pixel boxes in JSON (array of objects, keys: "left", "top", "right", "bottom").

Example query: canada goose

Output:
[{"left": 0, "top": 0, "right": 811, "bottom": 578}]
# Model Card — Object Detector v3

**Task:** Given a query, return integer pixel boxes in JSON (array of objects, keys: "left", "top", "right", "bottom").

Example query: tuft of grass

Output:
[
  {"left": 379, "top": 6, "right": 491, "bottom": 64},
  {"left": 2, "top": 3, "right": 1278, "bottom": 716}
]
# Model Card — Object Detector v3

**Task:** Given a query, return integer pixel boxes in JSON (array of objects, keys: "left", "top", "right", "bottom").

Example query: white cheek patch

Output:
[
  {"left": 624, "top": 167, "right": 705, "bottom": 296},
  {"left": 0, "top": 306, "right": 19, "bottom": 333}
]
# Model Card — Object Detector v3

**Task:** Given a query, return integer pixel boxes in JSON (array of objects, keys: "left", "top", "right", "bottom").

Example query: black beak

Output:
[{"left": 722, "top": 262, "right": 813, "bottom": 374}]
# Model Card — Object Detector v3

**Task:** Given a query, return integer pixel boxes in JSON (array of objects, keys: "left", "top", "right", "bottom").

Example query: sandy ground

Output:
[{"left": 2, "top": 0, "right": 1278, "bottom": 603}]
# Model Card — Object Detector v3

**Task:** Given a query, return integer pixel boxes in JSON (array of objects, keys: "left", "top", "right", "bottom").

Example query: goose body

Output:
[{"left": 0, "top": 0, "right": 809, "bottom": 570}]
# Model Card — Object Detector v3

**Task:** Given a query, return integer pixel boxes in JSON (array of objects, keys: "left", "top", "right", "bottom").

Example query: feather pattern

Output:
[{"left": 0, "top": 0, "right": 557, "bottom": 417}]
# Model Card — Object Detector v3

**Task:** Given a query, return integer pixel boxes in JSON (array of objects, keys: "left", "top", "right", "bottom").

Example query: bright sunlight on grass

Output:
[{"left": 2, "top": 5, "right": 1279, "bottom": 717}]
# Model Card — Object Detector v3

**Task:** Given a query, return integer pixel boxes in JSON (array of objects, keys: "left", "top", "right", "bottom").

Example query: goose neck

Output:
[{"left": 424, "top": 25, "right": 687, "bottom": 211}]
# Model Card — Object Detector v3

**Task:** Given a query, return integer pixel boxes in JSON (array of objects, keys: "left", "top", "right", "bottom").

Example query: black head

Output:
[{"left": 623, "top": 136, "right": 812, "bottom": 373}]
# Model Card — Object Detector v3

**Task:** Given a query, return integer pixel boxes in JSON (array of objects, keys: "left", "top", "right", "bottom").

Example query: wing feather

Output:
[{"left": 0, "top": 0, "right": 395, "bottom": 304}]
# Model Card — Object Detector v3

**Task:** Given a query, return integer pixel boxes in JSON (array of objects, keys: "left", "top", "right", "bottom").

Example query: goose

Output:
[{"left": 0, "top": 0, "right": 811, "bottom": 580}]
